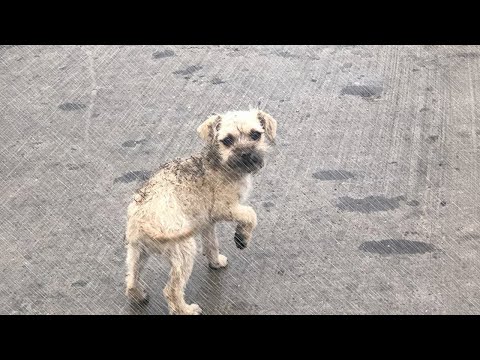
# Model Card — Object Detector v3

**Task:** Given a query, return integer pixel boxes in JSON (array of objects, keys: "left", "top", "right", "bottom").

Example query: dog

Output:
[{"left": 124, "top": 109, "right": 277, "bottom": 314}]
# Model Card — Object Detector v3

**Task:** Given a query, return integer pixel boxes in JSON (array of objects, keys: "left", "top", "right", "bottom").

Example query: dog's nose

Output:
[
  {"left": 241, "top": 152, "right": 251, "bottom": 160},
  {"left": 249, "top": 153, "right": 259, "bottom": 164},
  {"left": 241, "top": 152, "right": 259, "bottom": 164}
]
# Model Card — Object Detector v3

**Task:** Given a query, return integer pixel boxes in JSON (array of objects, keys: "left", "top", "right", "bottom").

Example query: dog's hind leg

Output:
[
  {"left": 125, "top": 241, "right": 150, "bottom": 303},
  {"left": 163, "top": 238, "right": 202, "bottom": 315},
  {"left": 201, "top": 223, "right": 228, "bottom": 269}
]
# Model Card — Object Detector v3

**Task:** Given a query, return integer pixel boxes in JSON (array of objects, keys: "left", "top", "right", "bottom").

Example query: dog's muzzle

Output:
[{"left": 229, "top": 150, "right": 264, "bottom": 173}]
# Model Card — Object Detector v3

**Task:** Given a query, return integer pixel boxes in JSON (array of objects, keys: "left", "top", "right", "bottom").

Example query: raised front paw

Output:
[{"left": 234, "top": 231, "right": 249, "bottom": 249}]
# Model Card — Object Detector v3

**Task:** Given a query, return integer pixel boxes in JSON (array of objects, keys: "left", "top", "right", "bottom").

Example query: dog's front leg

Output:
[
  {"left": 226, "top": 205, "right": 257, "bottom": 249},
  {"left": 201, "top": 223, "right": 228, "bottom": 269}
]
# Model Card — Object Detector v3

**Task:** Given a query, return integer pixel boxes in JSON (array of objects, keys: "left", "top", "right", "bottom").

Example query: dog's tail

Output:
[{"left": 139, "top": 220, "right": 199, "bottom": 242}]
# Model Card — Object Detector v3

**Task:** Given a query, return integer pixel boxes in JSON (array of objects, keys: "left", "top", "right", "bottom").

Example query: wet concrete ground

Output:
[{"left": 1, "top": 45, "right": 480, "bottom": 314}]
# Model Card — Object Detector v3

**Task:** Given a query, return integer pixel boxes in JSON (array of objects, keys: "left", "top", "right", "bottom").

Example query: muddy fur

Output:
[{"left": 125, "top": 109, "right": 277, "bottom": 314}]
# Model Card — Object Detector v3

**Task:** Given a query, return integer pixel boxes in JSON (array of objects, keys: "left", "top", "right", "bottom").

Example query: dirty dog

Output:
[{"left": 125, "top": 109, "right": 277, "bottom": 314}]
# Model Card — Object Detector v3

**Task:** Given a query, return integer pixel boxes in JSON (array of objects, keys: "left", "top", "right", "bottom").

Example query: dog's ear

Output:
[
  {"left": 197, "top": 115, "right": 222, "bottom": 142},
  {"left": 257, "top": 110, "right": 277, "bottom": 144}
]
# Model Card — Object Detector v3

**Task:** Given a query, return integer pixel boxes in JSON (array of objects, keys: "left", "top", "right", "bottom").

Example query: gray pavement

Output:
[{"left": 1, "top": 45, "right": 480, "bottom": 314}]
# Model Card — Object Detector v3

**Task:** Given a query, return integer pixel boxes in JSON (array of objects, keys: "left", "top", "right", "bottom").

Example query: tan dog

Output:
[{"left": 124, "top": 109, "right": 277, "bottom": 314}]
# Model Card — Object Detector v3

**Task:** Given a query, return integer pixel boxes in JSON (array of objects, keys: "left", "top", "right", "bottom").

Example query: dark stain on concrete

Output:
[
  {"left": 406, "top": 200, "right": 420, "bottom": 206},
  {"left": 336, "top": 195, "right": 405, "bottom": 213},
  {"left": 345, "top": 283, "right": 359, "bottom": 292},
  {"left": 122, "top": 139, "right": 147, "bottom": 148},
  {"left": 359, "top": 239, "right": 436, "bottom": 255},
  {"left": 173, "top": 65, "right": 202, "bottom": 76},
  {"left": 454, "top": 52, "right": 480, "bottom": 59},
  {"left": 427, "top": 135, "right": 438, "bottom": 143},
  {"left": 114, "top": 170, "right": 152, "bottom": 184},
  {"left": 277, "top": 51, "right": 299, "bottom": 59},
  {"left": 153, "top": 49, "right": 175, "bottom": 59},
  {"left": 312, "top": 170, "right": 355, "bottom": 181},
  {"left": 71, "top": 280, "right": 88, "bottom": 287},
  {"left": 341, "top": 85, "right": 383, "bottom": 98},
  {"left": 263, "top": 201, "right": 275, "bottom": 208},
  {"left": 58, "top": 102, "right": 87, "bottom": 111},
  {"left": 211, "top": 77, "right": 226, "bottom": 85}
]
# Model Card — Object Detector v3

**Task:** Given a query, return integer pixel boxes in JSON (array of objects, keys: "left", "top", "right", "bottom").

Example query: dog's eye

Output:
[
  {"left": 250, "top": 131, "right": 261, "bottom": 141},
  {"left": 221, "top": 136, "right": 234, "bottom": 147}
]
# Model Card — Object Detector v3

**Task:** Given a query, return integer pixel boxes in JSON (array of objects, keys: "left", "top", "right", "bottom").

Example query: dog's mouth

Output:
[{"left": 227, "top": 152, "right": 264, "bottom": 173}]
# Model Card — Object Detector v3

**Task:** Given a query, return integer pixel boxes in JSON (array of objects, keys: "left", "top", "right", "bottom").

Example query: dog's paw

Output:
[
  {"left": 126, "top": 287, "right": 149, "bottom": 304},
  {"left": 234, "top": 231, "right": 248, "bottom": 249},
  {"left": 178, "top": 303, "right": 202, "bottom": 315},
  {"left": 209, "top": 254, "right": 228, "bottom": 269}
]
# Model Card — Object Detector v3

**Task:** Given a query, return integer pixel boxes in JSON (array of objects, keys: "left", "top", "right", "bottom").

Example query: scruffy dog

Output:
[{"left": 124, "top": 109, "right": 277, "bottom": 314}]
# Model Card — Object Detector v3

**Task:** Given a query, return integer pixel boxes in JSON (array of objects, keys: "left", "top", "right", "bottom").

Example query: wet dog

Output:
[{"left": 125, "top": 109, "right": 277, "bottom": 314}]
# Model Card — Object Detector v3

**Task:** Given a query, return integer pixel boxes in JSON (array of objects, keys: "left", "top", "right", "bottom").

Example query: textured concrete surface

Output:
[{"left": 1, "top": 45, "right": 480, "bottom": 314}]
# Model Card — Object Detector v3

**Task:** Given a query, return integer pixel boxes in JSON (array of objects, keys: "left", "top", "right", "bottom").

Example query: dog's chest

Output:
[
  {"left": 210, "top": 174, "right": 253, "bottom": 214},
  {"left": 238, "top": 175, "right": 252, "bottom": 203}
]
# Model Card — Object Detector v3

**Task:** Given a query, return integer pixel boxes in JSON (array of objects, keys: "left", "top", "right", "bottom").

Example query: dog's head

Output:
[{"left": 197, "top": 109, "right": 277, "bottom": 174}]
